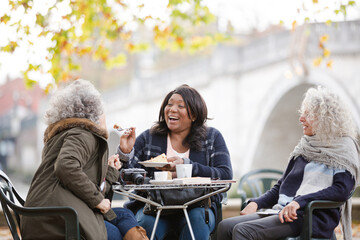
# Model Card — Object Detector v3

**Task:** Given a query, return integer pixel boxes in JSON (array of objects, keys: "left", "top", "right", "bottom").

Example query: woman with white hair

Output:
[
  {"left": 217, "top": 86, "right": 359, "bottom": 239},
  {"left": 20, "top": 79, "right": 148, "bottom": 240}
]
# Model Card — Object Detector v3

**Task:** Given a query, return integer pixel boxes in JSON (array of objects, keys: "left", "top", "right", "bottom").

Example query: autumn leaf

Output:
[
  {"left": 120, "top": 32, "right": 132, "bottom": 40},
  {"left": 44, "top": 83, "right": 54, "bottom": 95},
  {"left": 323, "top": 48, "right": 331, "bottom": 58},
  {"left": 105, "top": 53, "right": 126, "bottom": 69},
  {"left": 292, "top": 21, "right": 297, "bottom": 31},
  {"left": 36, "top": 14, "right": 46, "bottom": 27},
  {"left": 320, "top": 34, "right": 329, "bottom": 43},
  {"left": 326, "top": 59, "right": 333, "bottom": 68},
  {"left": 313, "top": 57, "right": 323, "bottom": 67},
  {"left": 1, "top": 41, "right": 18, "bottom": 53},
  {"left": 0, "top": 15, "right": 11, "bottom": 24}
]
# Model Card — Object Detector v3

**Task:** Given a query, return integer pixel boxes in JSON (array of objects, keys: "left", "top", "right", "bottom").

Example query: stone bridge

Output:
[{"left": 104, "top": 20, "right": 360, "bottom": 178}]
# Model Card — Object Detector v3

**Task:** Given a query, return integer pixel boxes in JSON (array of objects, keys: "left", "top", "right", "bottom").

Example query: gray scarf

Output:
[{"left": 289, "top": 135, "right": 360, "bottom": 240}]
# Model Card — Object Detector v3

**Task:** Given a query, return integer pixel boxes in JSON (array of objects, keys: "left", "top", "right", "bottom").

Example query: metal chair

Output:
[
  {"left": 237, "top": 168, "right": 283, "bottom": 209},
  {"left": 0, "top": 170, "right": 80, "bottom": 240},
  {"left": 283, "top": 200, "right": 341, "bottom": 240},
  {"left": 241, "top": 199, "right": 340, "bottom": 240}
]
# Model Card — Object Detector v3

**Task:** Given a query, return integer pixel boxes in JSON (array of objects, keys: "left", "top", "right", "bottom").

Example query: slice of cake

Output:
[
  {"left": 166, "top": 171, "right": 172, "bottom": 180},
  {"left": 145, "top": 153, "right": 168, "bottom": 163}
]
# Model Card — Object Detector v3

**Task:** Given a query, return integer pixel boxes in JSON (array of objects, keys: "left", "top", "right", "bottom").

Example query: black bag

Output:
[{"left": 143, "top": 188, "right": 211, "bottom": 216}]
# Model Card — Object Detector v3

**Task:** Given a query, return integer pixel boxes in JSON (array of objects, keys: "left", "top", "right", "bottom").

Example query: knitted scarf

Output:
[{"left": 289, "top": 135, "right": 360, "bottom": 240}]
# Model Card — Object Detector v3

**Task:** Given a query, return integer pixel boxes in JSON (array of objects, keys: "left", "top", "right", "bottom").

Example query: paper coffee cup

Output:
[
  {"left": 176, "top": 164, "right": 192, "bottom": 178},
  {"left": 154, "top": 171, "right": 169, "bottom": 181}
]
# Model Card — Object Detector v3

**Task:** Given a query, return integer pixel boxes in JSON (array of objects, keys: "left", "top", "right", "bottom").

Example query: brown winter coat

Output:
[{"left": 20, "top": 118, "right": 119, "bottom": 240}]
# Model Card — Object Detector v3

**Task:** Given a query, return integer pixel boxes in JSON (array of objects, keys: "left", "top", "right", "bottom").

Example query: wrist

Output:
[{"left": 182, "top": 157, "right": 190, "bottom": 164}]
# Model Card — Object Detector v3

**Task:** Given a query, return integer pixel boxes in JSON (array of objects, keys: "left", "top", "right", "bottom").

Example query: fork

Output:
[{"left": 114, "top": 124, "right": 131, "bottom": 133}]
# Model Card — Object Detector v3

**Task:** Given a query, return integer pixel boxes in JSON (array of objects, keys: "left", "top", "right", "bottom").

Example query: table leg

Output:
[
  {"left": 150, "top": 209, "right": 162, "bottom": 240},
  {"left": 183, "top": 209, "right": 195, "bottom": 240}
]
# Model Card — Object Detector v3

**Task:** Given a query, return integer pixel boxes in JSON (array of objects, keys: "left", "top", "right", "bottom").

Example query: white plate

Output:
[
  {"left": 139, "top": 162, "right": 170, "bottom": 168},
  {"left": 149, "top": 180, "right": 174, "bottom": 185}
]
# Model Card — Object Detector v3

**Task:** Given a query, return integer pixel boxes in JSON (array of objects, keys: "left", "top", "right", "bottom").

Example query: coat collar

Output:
[{"left": 44, "top": 118, "right": 108, "bottom": 143}]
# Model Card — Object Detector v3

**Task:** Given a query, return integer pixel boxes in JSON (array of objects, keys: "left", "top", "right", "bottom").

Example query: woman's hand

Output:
[
  {"left": 240, "top": 201, "right": 258, "bottom": 215},
  {"left": 119, "top": 127, "right": 136, "bottom": 153},
  {"left": 108, "top": 154, "right": 122, "bottom": 170},
  {"left": 156, "top": 156, "right": 184, "bottom": 178},
  {"left": 279, "top": 201, "right": 300, "bottom": 223},
  {"left": 96, "top": 199, "right": 111, "bottom": 214}
]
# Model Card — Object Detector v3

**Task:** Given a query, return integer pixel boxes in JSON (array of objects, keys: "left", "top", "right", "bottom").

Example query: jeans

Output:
[
  {"left": 136, "top": 206, "right": 215, "bottom": 240},
  {"left": 105, "top": 207, "right": 139, "bottom": 240}
]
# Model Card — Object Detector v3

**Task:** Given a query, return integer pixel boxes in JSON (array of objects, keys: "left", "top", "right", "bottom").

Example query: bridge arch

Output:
[{"left": 243, "top": 70, "right": 360, "bottom": 174}]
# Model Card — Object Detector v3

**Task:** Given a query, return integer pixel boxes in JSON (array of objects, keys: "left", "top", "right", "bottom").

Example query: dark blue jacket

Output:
[
  {"left": 120, "top": 127, "right": 233, "bottom": 216},
  {"left": 251, "top": 156, "right": 354, "bottom": 238}
]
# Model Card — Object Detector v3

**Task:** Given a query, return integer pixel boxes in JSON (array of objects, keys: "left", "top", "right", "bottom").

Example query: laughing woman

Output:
[
  {"left": 217, "top": 86, "right": 359, "bottom": 240},
  {"left": 117, "top": 84, "right": 233, "bottom": 240}
]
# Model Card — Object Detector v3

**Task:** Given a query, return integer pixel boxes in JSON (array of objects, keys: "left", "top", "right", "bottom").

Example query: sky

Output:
[{"left": 0, "top": 0, "right": 359, "bottom": 87}]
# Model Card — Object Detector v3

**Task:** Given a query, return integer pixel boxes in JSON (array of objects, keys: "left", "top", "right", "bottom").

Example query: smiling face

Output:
[
  {"left": 164, "top": 93, "right": 194, "bottom": 135},
  {"left": 299, "top": 111, "right": 314, "bottom": 136}
]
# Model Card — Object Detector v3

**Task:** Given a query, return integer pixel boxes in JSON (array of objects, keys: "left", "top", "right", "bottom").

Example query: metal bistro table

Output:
[{"left": 113, "top": 182, "right": 231, "bottom": 240}]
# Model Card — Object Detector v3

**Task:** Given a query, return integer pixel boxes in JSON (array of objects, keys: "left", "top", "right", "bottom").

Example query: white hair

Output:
[
  {"left": 300, "top": 86, "right": 358, "bottom": 141},
  {"left": 44, "top": 79, "right": 104, "bottom": 125}
]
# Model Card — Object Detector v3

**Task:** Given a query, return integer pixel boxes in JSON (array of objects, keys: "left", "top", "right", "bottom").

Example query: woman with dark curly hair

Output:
[
  {"left": 117, "top": 84, "right": 233, "bottom": 240},
  {"left": 217, "top": 86, "right": 359, "bottom": 240},
  {"left": 21, "top": 79, "right": 148, "bottom": 240}
]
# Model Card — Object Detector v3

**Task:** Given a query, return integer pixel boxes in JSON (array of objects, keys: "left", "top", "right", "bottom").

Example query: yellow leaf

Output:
[
  {"left": 120, "top": 32, "right": 132, "bottom": 40},
  {"left": 0, "top": 15, "right": 11, "bottom": 24},
  {"left": 312, "top": 0, "right": 318, "bottom": 3},
  {"left": 1, "top": 41, "right": 18, "bottom": 52},
  {"left": 154, "top": 37, "right": 168, "bottom": 50},
  {"left": 313, "top": 57, "right": 323, "bottom": 67},
  {"left": 326, "top": 59, "right": 333, "bottom": 69},
  {"left": 93, "top": 45, "right": 109, "bottom": 61},
  {"left": 292, "top": 21, "right": 297, "bottom": 31},
  {"left": 325, "top": 20, "right": 332, "bottom": 26},
  {"left": 44, "top": 83, "right": 54, "bottom": 95},
  {"left": 320, "top": 34, "right": 329, "bottom": 43},
  {"left": 77, "top": 46, "right": 92, "bottom": 56},
  {"left": 105, "top": 53, "right": 126, "bottom": 69},
  {"left": 323, "top": 48, "right": 331, "bottom": 58}
]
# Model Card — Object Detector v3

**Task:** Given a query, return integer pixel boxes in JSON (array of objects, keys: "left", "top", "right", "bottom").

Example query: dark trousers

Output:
[{"left": 216, "top": 213, "right": 300, "bottom": 240}]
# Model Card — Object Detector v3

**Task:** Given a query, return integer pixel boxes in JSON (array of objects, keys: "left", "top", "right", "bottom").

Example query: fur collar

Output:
[{"left": 44, "top": 118, "right": 108, "bottom": 143}]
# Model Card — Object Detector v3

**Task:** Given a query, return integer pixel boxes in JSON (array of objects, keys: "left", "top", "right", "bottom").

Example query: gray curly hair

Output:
[
  {"left": 299, "top": 86, "right": 357, "bottom": 141},
  {"left": 44, "top": 79, "right": 104, "bottom": 125}
]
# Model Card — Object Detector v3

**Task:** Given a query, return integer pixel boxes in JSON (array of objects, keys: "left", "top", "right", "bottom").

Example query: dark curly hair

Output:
[{"left": 150, "top": 84, "right": 209, "bottom": 151}]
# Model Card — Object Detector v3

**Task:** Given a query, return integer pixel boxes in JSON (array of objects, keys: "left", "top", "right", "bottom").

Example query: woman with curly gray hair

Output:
[
  {"left": 217, "top": 86, "right": 359, "bottom": 240},
  {"left": 21, "top": 79, "right": 148, "bottom": 240}
]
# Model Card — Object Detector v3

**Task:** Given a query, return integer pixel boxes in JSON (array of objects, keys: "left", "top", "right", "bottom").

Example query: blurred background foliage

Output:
[{"left": 0, "top": 0, "right": 358, "bottom": 92}]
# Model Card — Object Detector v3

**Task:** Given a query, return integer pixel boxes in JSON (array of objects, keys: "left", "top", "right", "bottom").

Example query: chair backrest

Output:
[
  {"left": 237, "top": 168, "right": 283, "bottom": 205},
  {"left": 0, "top": 170, "right": 80, "bottom": 240},
  {"left": 0, "top": 170, "right": 25, "bottom": 240}
]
